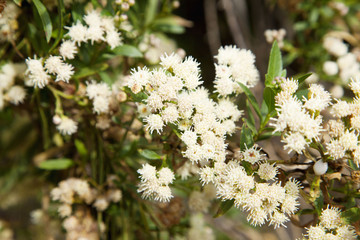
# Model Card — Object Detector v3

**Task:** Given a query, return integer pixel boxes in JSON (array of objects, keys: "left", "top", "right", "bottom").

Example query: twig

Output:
[
  {"left": 222, "top": 0, "right": 247, "bottom": 48},
  {"left": 204, "top": 0, "right": 221, "bottom": 56}
]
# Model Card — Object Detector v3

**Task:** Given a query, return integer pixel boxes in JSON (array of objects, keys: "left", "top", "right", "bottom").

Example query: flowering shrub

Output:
[{"left": 1, "top": 0, "right": 360, "bottom": 239}]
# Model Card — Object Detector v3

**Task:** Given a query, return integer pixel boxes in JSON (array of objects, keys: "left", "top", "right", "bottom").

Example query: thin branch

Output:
[{"left": 204, "top": 0, "right": 221, "bottom": 56}]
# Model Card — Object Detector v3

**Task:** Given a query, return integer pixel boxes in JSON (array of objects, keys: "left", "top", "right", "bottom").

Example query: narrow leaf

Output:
[
  {"left": 112, "top": 44, "right": 143, "bottom": 58},
  {"left": 240, "top": 125, "right": 254, "bottom": 151},
  {"left": 49, "top": 0, "right": 65, "bottom": 52},
  {"left": 139, "top": 149, "right": 162, "bottom": 160},
  {"left": 238, "top": 82, "right": 262, "bottom": 121},
  {"left": 297, "top": 73, "right": 312, "bottom": 85},
  {"left": 214, "top": 200, "right": 234, "bottom": 218},
  {"left": 39, "top": 158, "right": 74, "bottom": 170},
  {"left": 32, "top": 0, "right": 53, "bottom": 42},
  {"left": 263, "top": 87, "right": 275, "bottom": 114},
  {"left": 342, "top": 207, "right": 360, "bottom": 223},
  {"left": 265, "top": 41, "right": 282, "bottom": 87},
  {"left": 75, "top": 139, "right": 87, "bottom": 158}
]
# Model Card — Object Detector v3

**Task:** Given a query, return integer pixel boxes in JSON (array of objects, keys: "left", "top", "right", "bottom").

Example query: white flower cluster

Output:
[
  {"left": 50, "top": 178, "right": 122, "bottom": 217},
  {"left": 64, "top": 10, "right": 122, "bottom": 50},
  {"left": 325, "top": 78, "right": 360, "bottom": 164},
  {"left": 86, "top": 81, "right": 113, "bottom": 114},
  {"left": 200, "top": 152, "right": 301, "bottom": 228},
  {"left": 0, "top": 63, "right": 26, "bottom": 110},
  {"left": 0, "top": 2, "right": 20, "bottom": 42},
  {"left": 130, "top": 47, "right": 302, "bottom": 228},
  {"left": 301, "top": 206, "right": 356, "bottom": 240},
  {"left": 25, "top": 55, "right": 74, "bottom": 88},
  {"left": 323, "top": 36, "right": 360, "bottom": 83},
  {"left": 137, "top": 164, "right": 175, "bottom": 202},
  {"left": 264, "top": 29, "right": 286, "bottom": 48},
  {"left": 54, "top": 115, "right": 78, "bottom": 136},
  {"left": 214, "top": 46, "right": 259, "bottom": 96},
  {"left": 271, "top": 78, "right": 331, "bottom": 154},
  {"left": 128, "top": 52, "right": 243, "bottom": 164}
]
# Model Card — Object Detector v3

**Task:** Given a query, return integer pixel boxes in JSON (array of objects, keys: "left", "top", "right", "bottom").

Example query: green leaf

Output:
[
  {"left": 214, "top": 200, "right": 234, "bottom": 218},
  {"left": 112, "top": 45, "right": 143, "bottom": 58},
  {"left": 238, "top": 82, "right": 262, "bottom": 121},
  {"left": 265, "top": 41, "right": 283, "bottom": 87},
  {"left": 139, "top": 149, "right": 162, "bottom": 160},
  {"left": 240, "top": 125, "right": 254, "bottom": 151},
  {"left": 124, "top": 87, "right": 148, "bottom": 102},
  {"left": 245, "top": 100, "right": 255, "bottom": 127},
  {"left": 13, "top": 0, "right": 22, "bottom": 6},
  {"left": 244, "top": 118, "right": 257, "bottom": 134},
  {"left": 73, "top": 63, "right": 108, "bottom": 79},
  {"left": 342, "top": 207, "right": 360, "bottom": 223},
  {"left": 313, "top": 192, "right": 324, "bottom": 216},
  {"left": 75, "top": 139, "right": 87, "bottom": 158},
  {"left": 152, "top": 16, "right": 189, "bottom": 34},
  {"left": 296, "top": 209, "right": 314, "bottom": 216},
  {"left": 348, "top": 159, "right": 358, "bottom": 170},
  {"left": 39, "top": 158, "right": 74, "bottom": 170},
  {"left": 263, "top": 87, "right": 275, "bottom": 114},
  {"left": 297, "top": 73, "right": 312, "bottom": 85},
  {"left": 99, "top": 72, "right": 115, "bottom": 86},
  {"left": 32, "top": 0, "right": 53, "bottom": 43},
  {"left": 145, "top": 0, "right": 158, "bottom": 25},
  {"left": 49, "top": 0, "right": 65, "bottom": 52},
  {"left": 295, "top": 89, "right": 309, "bottom": 100}
]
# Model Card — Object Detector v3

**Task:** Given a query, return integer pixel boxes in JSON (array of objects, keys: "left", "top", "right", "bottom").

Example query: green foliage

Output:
[
  {"left": 265, "top": 41, "right": 283, "bottom": 87},
  {"left": 32, "top": 0, "right": 53, "bottom": 43},
  {"left": 38, "top": 158, "right": 74, "bottom": 170}
]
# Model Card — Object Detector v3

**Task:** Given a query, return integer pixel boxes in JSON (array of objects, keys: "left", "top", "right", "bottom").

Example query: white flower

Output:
[
  {"left": 86, "top": 81, "right": 112, "bottom": 99},
  {"left": 160, "top": 52, "right": 182, "bottom": 70},
  {"left": 330, "top": 85, "right": 344, "bottom": 98},
  {"left": 57, "top": 117, "right": 78, "bottom": 135},
  {"left": 280, "top": 78, "right": 298, "bottom": 94},
  {"left": 25, "top": 57, "right": 50, "bottom": 88},
  {"left": 106, "top": 30, "right": 122, "bottom": 49},
  {"left": 65, "top": 21, "right": 88, "bottom": 46},
  {"left": 339, "top": 130, "right": 358, "bottom": 151},
  {"left": 323, "top": 61, "right": 339, "bottom": 76},
  {"left": 349, "top": 77, "right": 360, "bottom": 96},
  {"left": 59, "top": 40, "right": 78, "bottom": 60},
  {"left": 144, "top": 114, "right": 164, "bottom": 134},
  {"left": 269, "top": 211, "right": 289, "bottom": 229},
  {"left": 93, "top": 197, "right": 109, "bottom": 211},
  {"left": 241, "top": 145, "right": 266, "bottom": 164},
  {"left": 86, "top": 26, "right": 105, "bottom": 44},
  {"left": 282, "top": 132, "right": 307, "bottom": 154},
  {"left": 157, "top": 167, "right": 175, "bottom": 185},
  {"left": 323, "top": 37, "right": 348, "bottom": 57},
  {"left": 181, "top": 130, "right": 198, "bottom": 146},
  {"left": 183, "top": 144, "right": 203, "bottom": 163},
  {"left": 326, "top": 139, "right": 345, "bottom": 159},
  {"left": 84, "top": 10, "right": 102, "bottom": 28},
  {"left": 257, "top": 162, "right": 278, "bottom": 181},
  {"left": 45, "top": 56, "right": 63, "bottom": 74},
  {"left": 128, "top": 67, "right": 151, "bottom": 94},
  {"left": 284, "top": 178, "right": 301, "bottom": 197},
  {"left": 138, "top": 163, "right": 157, "bottom": 181},
  {"left": 319, "top": 206, "right": 342, "bottom": 230},
  {"left": 7, "top": 85, "right": 26, "bottom": 105},
  {"left": 199, "top": 166, "right": 215, "bottom": 185},
  {"left": 93, "top": 96, "right": 110, "bottom": 114},
  {"left": 58, "top": 204, "right": 72, "bottom": 218}
]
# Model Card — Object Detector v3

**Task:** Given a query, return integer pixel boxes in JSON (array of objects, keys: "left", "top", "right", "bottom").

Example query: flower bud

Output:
[{"left": 313, "top": 160, "right": 328, "bottom": 175}]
